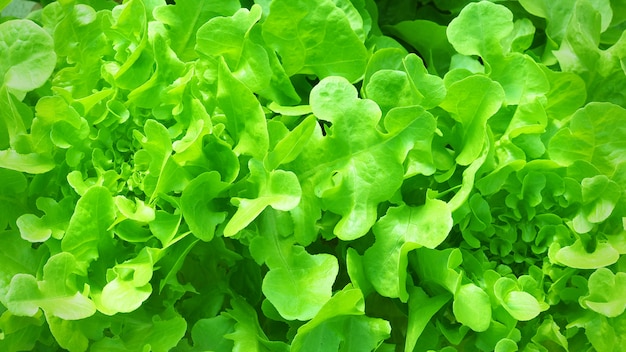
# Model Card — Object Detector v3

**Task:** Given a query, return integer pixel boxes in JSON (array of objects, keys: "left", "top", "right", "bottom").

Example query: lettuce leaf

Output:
[{"left": 1, "top": 1, "right": 625, "bottom": 351}]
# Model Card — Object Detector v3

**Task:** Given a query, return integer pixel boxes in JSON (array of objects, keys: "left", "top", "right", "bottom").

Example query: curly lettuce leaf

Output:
[
  {"left": 6, "top": 252, "right": 96, "bottom": 320},
  {"left": 262, "top": 0, "right": 369, "bottom": 82},
  {"left": 364, "top": 199, "right": 453, "bottom": 301},
  {"left": 291, "top": 76, "right": 436, "bottom": 240},
  {"left": 290, "top": 287, "right": 391, "bottom": 351},
  {"left": 0, "top": 19, "right": 56, "bottom": 97}
]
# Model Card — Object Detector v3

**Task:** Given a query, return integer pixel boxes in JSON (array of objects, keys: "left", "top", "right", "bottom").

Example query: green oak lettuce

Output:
[{"left": 1, "top": 0, "right": 625, "bottom": 351}]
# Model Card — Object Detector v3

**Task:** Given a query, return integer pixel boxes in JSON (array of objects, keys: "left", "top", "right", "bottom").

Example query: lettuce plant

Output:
[{"left": 1, "top": 0, "right": 625, "bottom": 351}]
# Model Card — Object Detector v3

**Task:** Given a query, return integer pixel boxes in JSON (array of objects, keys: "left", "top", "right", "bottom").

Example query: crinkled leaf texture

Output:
[
  {"left": 61, "top": 186, "right": 116, "bottom": 264},
  {"left": 249, "top": 210, "right": 338, "bottom": 321},
  {"left": 580, "top": 268, "right": 626, "bottom": 317},
  {"left": 549, "top": 102, "right": 626, "bottom": 177},
  {"left": 262, "top": 0, "right": 369, "bottom": 82},
  {"left": 291, "top": 76, "right": 437, "bottom": 240},
  {"left": 2, "top": 0, "right": 626, "bottom": 351},
  {"left": 6, "top": 253, "right": 96, "bottom": 320},
  {"left": 0, "top": 19, "right": 56, "bottom": 96},
  {"left": 364, "top": 199, "right": 453, "bottom": 302},
  {"left": 291, "top": 287, "right": 391, "bottom": 351}
]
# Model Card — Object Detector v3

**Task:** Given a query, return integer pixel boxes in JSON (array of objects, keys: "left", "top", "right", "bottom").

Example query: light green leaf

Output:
[
  {"left": 89, "top": 309, "right": 187, "bottom": 352},
  {"left": 262, "top": 0, "right": 368, "bottom": 82},
  {"left": 387, "top": 20, "right": 455, "bottom": 75},
  {"left": 553, "top": 240, "right": 619, "bottom": 269},
  {"left": 364, "top": 199, "right": 453, "bottom": 301},
  {"left": 96, "top": 247, "right": 161, "bottom": 315},
  {"left": 46, "top": 314, "right": 109, "bottom": 352},
  {"left": 549, "top": 102, "right": 626, "bottom": 178},
  {"left": 264, "top": 115, "right": 316, "bottom": 171},
  {"left": 402, "top": 54, "right": 446, "bottom": 109},
  {"left": 262, "top": 246, "right": 338, "bottom": 321},
  {"left": 365, "top": 70, "right": 422, "bottom": 116},
  {"left": 106, "top": 0, "right": 152, "bottom": 91},
  {"left": 292, "top": 76, "right": 436, "bottom": 240},
  {"left": 99, "top": 278, "right": 152, "bottom": 314},
  {"left": 0, "top": 19, "right": 56, "bottom": 97},
  {"left": 6, "top": 253, "right": 96, "bottom": 320},
  {"left": 405, "top": 287, "right": 451, "bottom": 352},
  {"left": 0, "top": 85, "right": 30, "bottom": 148},
  {"left": 453, "top": 283, "right": 492, "bottom": 332},
  {"left": 291, "top": 287, "right": 391, "bottom": 351},
  {"left": 581, "top": 313, "right": 626, "bottom": 352},
  {"left": 196, "top": 5, "right": 262, "bottom": 63},
  {"left": 580, "top": 268, "right": 626, "bottom": 317},
  {"left": 61, "top": 186, "right": 116, "bottom": 263},
  {"left": 488, "top": 52, "right": 550, "bottom": 105},
  {"left": 531, "top": 316, "right": 569, "bottom": 351},
  {"left": 217, "top": 60, "right": 269, "bottom": 159},
  {"left": 16, "top": 214, "right": 51, "bottom": 243},
  {"left": 0, "top": 231, "right": 43, "bottom": 306},
  {"left": 224, "top": 160, "right": 301, "bottom": 237},
  {"left": 447, "top": 2, "right": 514, "bottom": 58},
  {"left": 495, "top": 338, "right": 519, "bottom": 352},
  {"left": 196, "top": 5, "right": 272, "bottom": 94},
  {"left": 345, "top": 248, "right": 374, "bottom": 298},
  {"left": 440, "top": 75, "right": 504, "bottom": 165},
  {"left": 134, "top": 119, "right": 185, "bottom": 202},
  {"left": 501, "top": 18, "right": 535, "bottom": 54},
  {"left": 180, "top": 171, "right": 229, "bottom": 241},
  {"left": 364, "top": 53, "right": 445, "bottom": 115},
  {"left": 149, "top": 210, "right": 182, "bottom": 248},
  {"left": 0, "top": 149, "right": 55, "bottom": 174},
  {"left": 541, "top": 67, "right": 587, "bottom": 121},
  {"left": 1, "top": 0, "right": 37, "bottom": 18},
  {"left": 191, "top": 316, "right": 236, "bottom": 352},
  {"left": 494, "top": 277, "right": 542, "bottom": 321},
  {"left": 577, "top": 175, "right": 621, "bottom": 225},
  {"left": 50, "top": 3, "right": 108, "bottom": 98},
  {"left": 127, "top": 31, "right": 187, "bottom": 109},
  {"left": 223, "top": 298, "right": 290, "bottom": 352},
  {"left": 0, "top": 311, "right": 45, "bottom": 352},
  {"left": 0, "top": 0, "right": 10, "bottom": 11},
  {"left": 552, "top": 0, "right": 626, "bottom": 104},
  {"left": 518, "top": 0, "right": 574, "bottom": 43},
  {"left": 153, "top": 0, "right": 240, "bottom": 61},
  {"left": 115, "top": 196, "right": 155, "bottom": 223},
  {"left": 413, "top": 248, "right": 463, "bottom": 293},
  {"left": 248, "top": 210, "right": 338, "bottom": 321}
]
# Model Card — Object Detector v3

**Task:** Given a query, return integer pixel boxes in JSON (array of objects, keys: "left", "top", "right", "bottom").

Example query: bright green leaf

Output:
[
  {"left": 0, "top": 19, "right": 56, "bottom": 96},
  {"left": 153, "top": 0, "right": 240, "bottom": 61},
  {"left": 405, "top": 286, "right": 451, "bottom": 352},
  {"left": 224, "top": 160, "right": 301, "bottom": 237},
  {"left": 217, "top": 60, "right": 269, "bottom": 159},
  {"left": 6, "top": 253, "right": 96, "bottom": 320},
  {"left": 447, "top": 2, "right": 514, "bottom": 58},
  {"left": 264, "top": 115, "right": 316, "bottom": 171},
  {"left": 292, "top": 76, "right": 436, "bottom": 240},
  {"left": 291, "top": 287, "right": 391, "bottom": 351},
  {"left": 580, "top": 268, "right": 626, "bottom": 317},
  {"left": 180, "top": 171, "right": 229, "bottom": 241},
  {"left": 502, "top": 291, "right": 542, "bottom": 321},
  {"left": 364, "top": 199, "right": 453, "bottom": 301},
  {"left": 440, "top": 75, "right": 504, "bottom": 165},
  {"left": 61, "top": 186, "right": 116, "bottom": 263},
  {"left": 549, "top": 102, "right": 626, "bottom": 177},
  {"left": 553, "top": 240, "right": 620, "bottom": 269},
  {"left": 453, "top": 283, "right": 492, "bottom": 332},
  {"left": 262, "top": 0, "right": 368, "bottom": 82}
]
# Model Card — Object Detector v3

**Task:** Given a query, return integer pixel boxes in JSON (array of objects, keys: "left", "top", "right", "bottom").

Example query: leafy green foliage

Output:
[{"left": 1, "top": 0, "right": 625, "bottom": 351}]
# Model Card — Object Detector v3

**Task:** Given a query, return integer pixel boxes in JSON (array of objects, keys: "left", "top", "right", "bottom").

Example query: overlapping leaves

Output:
[{"left": 1, "top": 0, "right": 625, "bottom": 351}]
